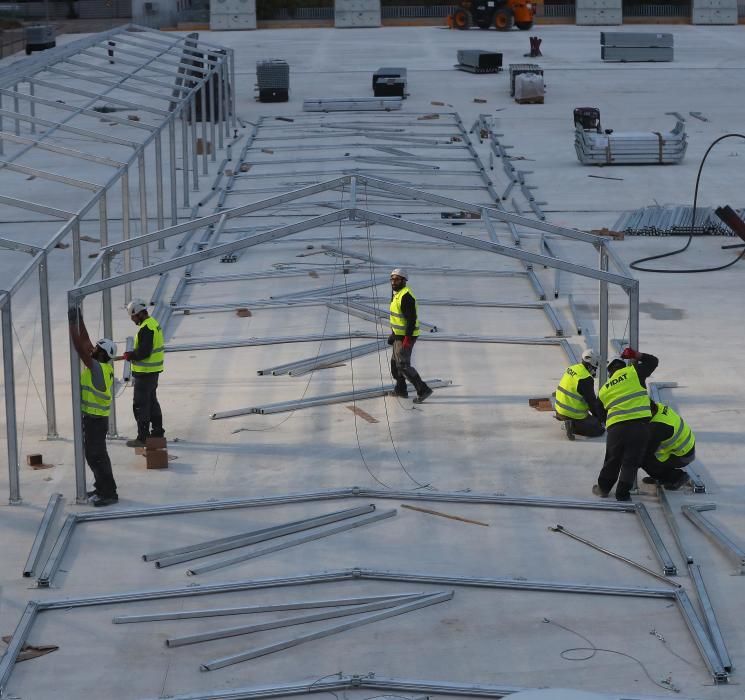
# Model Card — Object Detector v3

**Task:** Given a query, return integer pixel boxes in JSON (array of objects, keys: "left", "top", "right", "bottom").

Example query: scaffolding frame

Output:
[{"left": 0, "top": 25, "right": 235, "bottom": 503}]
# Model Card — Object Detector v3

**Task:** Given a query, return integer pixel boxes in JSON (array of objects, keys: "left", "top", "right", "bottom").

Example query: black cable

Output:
[{"left": 630, "top": 133, "right": 745, "bottom": 273}]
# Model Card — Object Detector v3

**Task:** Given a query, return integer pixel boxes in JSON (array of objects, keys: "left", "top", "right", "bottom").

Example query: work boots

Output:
[{"left": 393, "top": 380, "right": 409, "bottom": 399}]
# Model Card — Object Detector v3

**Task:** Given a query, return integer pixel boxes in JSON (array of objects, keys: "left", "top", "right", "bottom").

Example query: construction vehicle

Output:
[{"left": 449, "top": 0, "right": 535, "bottom": 31}]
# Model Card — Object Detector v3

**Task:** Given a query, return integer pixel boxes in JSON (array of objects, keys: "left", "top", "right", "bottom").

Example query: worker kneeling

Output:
[
  {"left": 555, "top": 349, "right": 605, "bottom": 438},
  {"left": 641, "top": 401, "right": 694, "bottom": 491}
]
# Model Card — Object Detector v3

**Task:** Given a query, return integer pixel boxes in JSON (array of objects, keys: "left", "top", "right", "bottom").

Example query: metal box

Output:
[
  {"left": 456, "top": 50, "right": 502, "bottom": 72},
  {"left": 600, "top": 32, "right": 674, "bottom": 48},
  {"left": 24, "top": 24, "right": 55, "bottom": 55},
  {"left": 601, "top": 46, "right": 674, "bottom": 62}
]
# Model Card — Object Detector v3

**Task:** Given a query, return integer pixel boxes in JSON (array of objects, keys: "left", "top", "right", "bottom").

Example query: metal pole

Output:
[
  {"left": 208, "top": 70, "right": 217, "bottom": 162},
  {"left": 72, "top": 218, "right": 82, "bottom": 283},
  {"left": 2, "top": 300, "right": 21, "bottom": 503},
  {"left": 229, "top": 48, "right": 237, "bottom": 130},
  {"left": 29, "top": 81, "right": 36, "bottom": 134},
  {"left": 180, "top": 106, "right": 190, "bottom": 207},
  {"left": 599, "top": 245, "right": 609, "bottom": 385},
  {"left": 190, "top": 94, "right": 199, "bottom": 190},
  {"left": 628, "top": 280, "right": 640, "bottom": 351},
  {"left": 137, "top": 152, "right": 150, "bottom": 267},
  {"left": 68, "top": 303, "right": 87, "bottom": 504},
  {"left": 122, "top": 170, "right": 132, "bottom": 303},
  {"left": 0, "top": 92, "right": 4, "bottom": 155},
  {"left": 155, "top": 133, "right": 166, "bottom": 250},
  {"left": 12, "top": 83, "right": 20, "bottom": 135},
  {"left": 168, "top": 116, "right": 178, "bottom": 226},
  {"left": 38, "top": 253, "right": 58, "bottom": 438},
  {"left": 217, "top": 57, "right": 225, "bottom": 148},
  {"left": 101, "top": 253, "right": 117, "bottom": 437},
  {"left": 200, "top": 82, "right": 209, "bottom": 175}
]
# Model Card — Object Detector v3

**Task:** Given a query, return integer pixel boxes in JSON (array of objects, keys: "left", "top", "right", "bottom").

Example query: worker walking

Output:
[
  {"left": 593, "top": 347, "right": 658, "bottom": 502},
  {"left": 121, "top": 299, "right": 165, "bottom": 448},
  {"left": 554, "top": 349, "right": 605, "bottom": 438},
  {"left": 641, "top": 401, "right": 695, "bottom": 490},
  {"left": 388, "top": 268, "right": 433, "bottom": 404},
  {"left": 68, "top": 307, "right": 119, "bottom": 507}
]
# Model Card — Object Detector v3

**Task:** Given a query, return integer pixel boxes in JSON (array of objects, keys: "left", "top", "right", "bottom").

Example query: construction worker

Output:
[
  {"left": 554, "top": 349, "right": 605, "bottom": 439},
  {"left": 388, "top": 268, "right": 433, "bottom": 404},
  {"left": 68, "top": 307, "right": 119, "bottom": 507},
  {"left": 593, "top": 347, "right": 658, "bottom": 502},
  {"left": 121, "top": 299, "right": 165, "bottom": 447},
  {"left": 641, "top": 401, "right": 694, "bottom": 490}
]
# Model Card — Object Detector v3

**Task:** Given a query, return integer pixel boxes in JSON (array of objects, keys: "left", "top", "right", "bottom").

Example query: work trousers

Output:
[
  {"left": 390, "top": 337, "right": 428, "bottom": 395},
  {"left": 569, "top": 414, "right": 605, "bottom": 438},
  {"left": 597, "top": 419, "right": 649, "bottom": 500},
  {"left": 644, "top": 448, "right": 695, "bottom": 483},
  {"left": 132, "top": 371, "right": 164, "bottom": 441},
  {"left": 82, "top": 414, "right": 117, "bottom": 498}
]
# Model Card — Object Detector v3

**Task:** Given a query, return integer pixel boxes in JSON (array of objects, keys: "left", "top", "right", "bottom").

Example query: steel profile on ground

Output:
[
  {"left": 200, "top": 591, "right": 455, "bottom": 671},
  {"left": 634, "top": 503, "right": 677, "bottom": 576},
  {"left": 22, "top": 492, "right": 63, "bottom": 578},
  {"left": 682, "top": 505, "right": 745, "bottom": 574},
  {"left": 0, "top": 568, "right": 727, "bottom": 694}
]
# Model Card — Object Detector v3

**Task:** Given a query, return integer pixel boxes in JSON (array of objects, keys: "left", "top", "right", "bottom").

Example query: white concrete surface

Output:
[{"left": 0, "top": 23, "right": 744, "bottom": 700}]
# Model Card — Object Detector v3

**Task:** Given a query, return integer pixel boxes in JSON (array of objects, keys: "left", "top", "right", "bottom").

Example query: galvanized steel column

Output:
[
  {"left": 137, "top": 152, "right": 149, "bottom": 267},
  {"left": 180, "top": 106, "right": 190, "bottom": 208},
  {"left": 68, "top": 299, "right": 87, "bottom": 504},
  {"left": 168, "top": 116, "right": 178, "bottom": 226},
  {"left": 155, "top": 132, "right": 166, "bottom": 250},
  {"left": 599, "top": 245, "right": 609, "bottom": 385},
  {"left": 2, "top": 298, "right": 20, "bottom": 503},
  {"left": 122, "top": 170, "right": 132, "bottom": 303},
  {"left": 38, "top": 252, "right": 57, "bottom": 438}
]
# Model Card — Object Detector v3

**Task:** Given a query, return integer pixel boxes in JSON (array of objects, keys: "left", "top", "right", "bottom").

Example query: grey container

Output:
[
  {"left": 25, "top": 24, "right": 56, "bottom": 55},
  {"left": 600, "top": 32, "right": 673, "bottom": 48},
  {"left": 256, "top": 60, "right": 289, "bottom": 90},
  {"left": 457, "top": 50, "right": 502, "bottom": 72},
  {"left": 601, "top": 46, "right": 674, "bottom": 62}
]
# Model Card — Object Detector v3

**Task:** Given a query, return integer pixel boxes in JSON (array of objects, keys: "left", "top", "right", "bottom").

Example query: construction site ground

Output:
[{"left": 0, "top": 22, "right": 744, "bottom": 700}]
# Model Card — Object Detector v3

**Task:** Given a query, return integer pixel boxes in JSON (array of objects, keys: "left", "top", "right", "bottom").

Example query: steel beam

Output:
[
  {"left": 635, "top": 503, "right": 677, "bottom": 576},
  {"left": 22, "top": 493, "right": 63, "bottom": 577},
  {"left": 2, "top": 300, "right": 20, "bottom": 503},
  {"left": 682, "top": 505, "right": 745, "bottom": 573}
]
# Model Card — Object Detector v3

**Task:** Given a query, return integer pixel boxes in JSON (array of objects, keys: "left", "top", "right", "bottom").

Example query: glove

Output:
[
  {"left": 67, "top": 307, "right": 81, "bottom": 324},
  {"left": 621, "top": 347, "right": 641, "bottom": 361},
  {"left": 387, "top": 333, "right": 395, "bottom": 346},
  {"left": 122, "top": 351, "right": 133, "bottom": 362},
  {"left": 402, "top": 336, "right": 414, "bottom": 351}
]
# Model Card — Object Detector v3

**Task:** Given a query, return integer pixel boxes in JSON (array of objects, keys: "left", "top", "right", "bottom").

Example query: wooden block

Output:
[
  {"left": 146, "top": 449, "right": 168, "bottom": 469},
  {"left": 196, "top": 138, "right": 212, "bottom": 155},
  {"left": 590, "top": 227, "right": 625, "bottom": 240},
  {"left": 236, "top": 308, "right": 252, "bottom": 318},
  {"left": 145, "top": 437, "right": 167, "bottom": 450},
  {"left": 26, "top": 454, "right": 43, "bottom": 467},
  {"left": 529, "top": 397, "right": 554, "bottom": 411}
]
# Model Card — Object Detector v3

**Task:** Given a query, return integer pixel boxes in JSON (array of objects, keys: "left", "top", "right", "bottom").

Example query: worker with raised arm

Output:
[
  {"left": 68, "top": 307, "right": 119, "bottom": 507},
  {"left": 554, "top": 349, "right": 605, "bottom": 439},
  {"left": 593, "top": 347, "right": 658, "bottom": 502},
  {"left": 121, "top": 299, "right": 165, "bottom": 448},
  {"left": 641, "top": 401, "right": 695, "bottom": 491},
  {"left": 388, "top": 268, "right": 433, "bottom": 404}
]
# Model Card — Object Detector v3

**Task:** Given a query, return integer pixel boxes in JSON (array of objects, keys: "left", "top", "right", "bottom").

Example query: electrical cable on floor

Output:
[
  {"left": 542, "top": 618, "right": 681, "bottom": 693},
  {"left": 630, "top": 133, "right": 745, "bottom": 273}
]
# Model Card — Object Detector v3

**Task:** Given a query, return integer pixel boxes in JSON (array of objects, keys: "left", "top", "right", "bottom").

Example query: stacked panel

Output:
[
  {"left": 335, "top": 0, "right": 382, "bottom": 27},
  {"left": 601, "top": 32, "right": 674, "bottom": 62},
  {"left": 575, "top": 0, "right": 621, "bottom": 26},
  {"left": 210, "top": 0, "right": 257, "bottom": 30},
  {"left": 692, "top": 0, "right": 738, "bottom": 24},
  {"left": 575, "top": 121, "right": 687, "bottom": 165}
]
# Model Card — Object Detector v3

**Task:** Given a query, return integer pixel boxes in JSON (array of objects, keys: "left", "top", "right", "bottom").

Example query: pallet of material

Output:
[
  {"left": 600, "top": 32, "right": 674, "bottom": 48},
  {"left": 508, "top": 63, "right": 542, "bottom": 96},
  {"left": 575, "top": 120, "right": 687, "bottom": 165},
  {"left": 456, "top": 50, "right": 502, "bottom": 74},
  {"left": 601, "top": 46, "right": 673, "bottom": 62},
  {"left": 303, "top": 97, "right": 402, "bottom": 112}
]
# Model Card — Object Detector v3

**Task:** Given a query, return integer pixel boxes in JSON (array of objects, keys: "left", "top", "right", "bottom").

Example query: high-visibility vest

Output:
[
  {"left": 389, "top": 286, "right": 420, "bottom": 337},
  {"left": 81, "top": 362, "right": 113, "bottom": 417},
  {"left": 598, "top": 364, "right": 651, "bottom": 428},
  {"left": 132, "top": 316, "right": 165, "bottom": 374},
  {"left": 651, "top": 403, "right": 695, "bottom": 462},
  {"left": 555, "top": 363, "right": 591, "bottom": 420}
]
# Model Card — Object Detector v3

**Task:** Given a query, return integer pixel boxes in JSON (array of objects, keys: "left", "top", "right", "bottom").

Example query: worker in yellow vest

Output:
[
  {"left": 555, "top": 349, "right": 605, "bottom": 439},
  {"left": 68, "top": 307, "right": 119, "bottom": 507},
  {"left": 388, "top": 268, "right": 433, "bottom": 404},
  {"left": 121, "top": 299, "right": 165, "bottom": 448},
  {"left": 593, "top": 347, "right": 658, "bottom": 502},
  {"left": 641, "top": 401, "right": 695, "bottom": 491}
]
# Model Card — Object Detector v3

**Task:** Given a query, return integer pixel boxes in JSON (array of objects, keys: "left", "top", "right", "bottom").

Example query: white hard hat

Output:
[
  {"left": 96, "top": 338, "right": 117, "bottom": 360},
  {"left": 390, "top": 267, "right": 408, "bottom": 280},
  {"left": 581, "top": 349, "right": 599, "bottom": 370},
  {"left": 126, "top": 299, "right": 147, "bottom": 316}
]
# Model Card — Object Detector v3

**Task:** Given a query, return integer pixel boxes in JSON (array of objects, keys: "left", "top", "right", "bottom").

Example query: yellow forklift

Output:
[{"left": 449, "top": 0, "right": 535, "bottom": 31}]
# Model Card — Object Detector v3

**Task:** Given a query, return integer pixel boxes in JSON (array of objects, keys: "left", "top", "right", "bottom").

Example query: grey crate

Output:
[
  {"left": 601, "top": 46, "right": 674, "bottom": 62},
  {"left": 257, "top": 60, "right": 289, "bottom": 90},
  {"left": 600, "top": 32, "right": 673, "bottom": 48},
  {"left": 457, "top": 50, "right": 502, "bottom": 72},
  {"left": 25, "top": 24, "right": 55, "bottom": 44}
]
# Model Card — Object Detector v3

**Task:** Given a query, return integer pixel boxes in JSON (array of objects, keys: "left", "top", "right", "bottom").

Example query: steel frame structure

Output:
[
  {"left": 67, "top": 173, "right": 638, "bottom": 503},
  {"left": 0, "top": 564, "right": 727, "bottom": 697},
  {"left": 0, "top": 25, "right": 236, "bottom": 504}
]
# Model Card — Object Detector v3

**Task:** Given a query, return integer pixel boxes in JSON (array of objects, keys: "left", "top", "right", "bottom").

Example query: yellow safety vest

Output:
[
  {"left": 555, "top": 363, "right": 591, "bottom": 420},
  {"left": 81, "top": 362, "right": 114, "bottom": 417},
  {"left": 598, "top": 364, "right": 651, "bottom": 428},
  {"left": 132, "top": 316, "right": 165, "bottom": 374},
  {"left": 651, "top": 403, "right": 695, "bottom": 462},
  {"left": 389, "top": 286, "right": 420, "bottom": 337}
]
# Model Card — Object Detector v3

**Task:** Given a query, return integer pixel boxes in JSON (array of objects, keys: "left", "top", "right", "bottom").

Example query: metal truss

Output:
[
  {"left": 0, "top": 25, "right": 235, "bottom": 504},
  {"left": 0, "top": 564, "right": 726, "bottom": 696}
]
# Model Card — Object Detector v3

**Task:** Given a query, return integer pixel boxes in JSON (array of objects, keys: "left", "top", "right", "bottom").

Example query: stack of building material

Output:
[
  {"left": 373, "top": 67, "right": 407, "bottom": 97},
  {"left": 256, "top": 60, "right": 289, "bottom": 102},
  {"left": 456, "top": 50, "right": 502, "bottom": 74},
  {"left": 601, "top": 32, "right": 674, "bottom": 62},
  {"left": 335, "top": 0, "right": 381, "bottom": 27},
  {"left": 508, "top": 64, "right": 542, "bottom": 97},
  {"left": 575, "top": 121, "right": 687, "bottom": 165},
  {"left": 303, "top": 97, "right": 402, "bottom": 112},
  {"left": 613, "top": 205, "right": 745, "bottom": 236},
  {"left": 692, "top": 0, "right": 738, "bottom": 24},
  {"left": 210, "top": 0, "right": 257, "bottom": 30},
  {"left": 575, "top": 0, "right": 621, "bottom": 25},
  {"left": 514, "top": 73, "right": 544, "bottom": 104}
]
